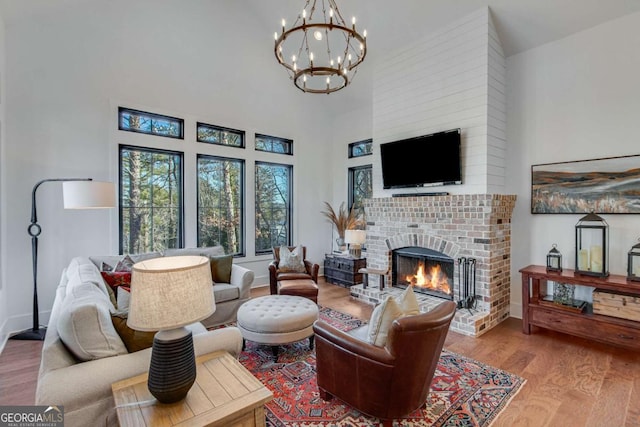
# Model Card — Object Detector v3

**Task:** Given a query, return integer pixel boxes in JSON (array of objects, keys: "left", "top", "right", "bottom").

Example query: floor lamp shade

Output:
[
  {"left": 128, "top": 256, "right": 216, "bottom": 403},
  {"left": 63, "top": 181, "right": 115, "bottom": 209}
]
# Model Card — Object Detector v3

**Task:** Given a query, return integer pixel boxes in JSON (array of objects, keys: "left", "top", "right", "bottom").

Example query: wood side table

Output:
[{"left": 112, "top": 351, "right": 273, "bottom": 427}]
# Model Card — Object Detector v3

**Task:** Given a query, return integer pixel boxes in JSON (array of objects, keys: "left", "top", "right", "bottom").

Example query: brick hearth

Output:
[{"left": 352, "top": 194, "right": 516, "bottom": 336}]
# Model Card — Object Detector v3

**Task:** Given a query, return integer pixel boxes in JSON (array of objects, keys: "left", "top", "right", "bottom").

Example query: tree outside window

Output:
[
  {"left": 119, "top": 146, "right": 183, "bottom": 254},
  {"left": 349, "top": 164, "right": 372, "bottom": 214},
  {"left": 197, "top": 155, "right": 244, "bottom": 255},
  {"left": 255, "top": 162, "right": 292, "bottom": 254}
]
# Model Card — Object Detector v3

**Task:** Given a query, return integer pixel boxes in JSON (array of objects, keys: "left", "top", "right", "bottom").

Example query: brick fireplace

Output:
[{"left": 351, "top": 194, "right": 516, "bottom": 337}]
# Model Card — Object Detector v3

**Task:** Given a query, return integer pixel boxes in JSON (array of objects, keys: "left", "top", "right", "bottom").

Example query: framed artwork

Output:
[{"left": 531, "top": 154, "right": 640, "bottom": 214}]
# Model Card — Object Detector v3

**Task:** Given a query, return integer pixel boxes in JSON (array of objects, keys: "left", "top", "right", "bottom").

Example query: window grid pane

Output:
[
  {"left": 197, "top": 122, "right": 245, "bottom": 148},
  {"left": 118, "top": 107, "right": 184, "bottom": 139},
  {"left": 255, "top": 162, "right": 292, "bottom": 254},
  {"left": 119, "top": 146, "right": 183, "bottom": 254},
  {"left": 348, "top": 139, "right": 373, "bottom": 158},
  {"left": 255, "top": 134, "right": 293, "bottom": 155},
  {"left": 197, "top": 155, "right": 245, "bottom": 255}
]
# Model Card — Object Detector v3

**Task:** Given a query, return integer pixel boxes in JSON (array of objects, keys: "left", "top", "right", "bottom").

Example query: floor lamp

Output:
[{"left": 11, "top": 178, "right": 116, "bottom": 341}]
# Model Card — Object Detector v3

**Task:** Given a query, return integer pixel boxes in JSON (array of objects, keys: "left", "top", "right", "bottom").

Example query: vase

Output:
[{"left": 336, "top": 237, "right": 347, "bottom": 252}]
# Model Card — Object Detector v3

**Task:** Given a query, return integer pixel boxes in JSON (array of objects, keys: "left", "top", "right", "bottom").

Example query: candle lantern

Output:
[
  {"left": 546, "top": 244, "right": 562, "bottom": 272},
  {"left": 627, "top": 238, "right": 640, "bottom": 282},
  {"left": 574, "top": 212, "right": 609, "bottom": 277}
]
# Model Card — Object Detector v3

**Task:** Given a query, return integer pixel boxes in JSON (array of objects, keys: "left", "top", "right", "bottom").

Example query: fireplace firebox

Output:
[{"left": 392, "top": 247, "right": 454, "bottom": 300}]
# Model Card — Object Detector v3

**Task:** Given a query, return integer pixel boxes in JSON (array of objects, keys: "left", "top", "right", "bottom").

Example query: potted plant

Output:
[{"left": 321, "top": 201, "right": 363, "bottom": 251}]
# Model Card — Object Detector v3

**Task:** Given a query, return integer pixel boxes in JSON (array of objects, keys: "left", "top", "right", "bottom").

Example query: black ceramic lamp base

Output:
[{"left": 148, "top": 328, "right": 196, "bottom": 404}]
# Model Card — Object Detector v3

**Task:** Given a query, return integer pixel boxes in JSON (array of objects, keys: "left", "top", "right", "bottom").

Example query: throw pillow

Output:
[
  {"left": 396, "top": 286, "right": 420, "bottom": 315},
  {"left": 367, "top": 296, "right": 403, "bottom": 347},
  {"left": 210, "top": 254, "right": 233, "bottom": 284},
  {"left": 278, "top": 246, "right": 306, "bottom": 273},
  {"left": 101, "top": 261, "right": 113, "bottom": 272},
  {"left": 57, "top": 284, "right": 128, "bottom": 361},
  {"left": 114, "top": 255, "right": 135, "bottom": 272},
  {"left": 116, "top": 286, "right": 131, "bottom": 311},
  {"left": 111, "top": 310, "right": 157, "bottom": 353}
]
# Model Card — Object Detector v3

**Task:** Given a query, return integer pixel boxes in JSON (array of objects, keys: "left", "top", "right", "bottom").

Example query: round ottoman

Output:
[{"left": 237, "top": 295, "right": 319, "bottom": 361}]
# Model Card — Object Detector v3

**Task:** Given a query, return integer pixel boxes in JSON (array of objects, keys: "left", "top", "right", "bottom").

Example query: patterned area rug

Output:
[{"left": 238, "top": 306, "right": 525, "bottom": 427}]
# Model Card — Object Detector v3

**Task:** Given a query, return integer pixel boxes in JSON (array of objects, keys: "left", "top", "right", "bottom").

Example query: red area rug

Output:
[{"left": 238, "top": 307, "right": 525, "bottom": 427}]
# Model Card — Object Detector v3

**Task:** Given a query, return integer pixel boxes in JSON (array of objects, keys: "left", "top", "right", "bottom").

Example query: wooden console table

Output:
[
  {"left": 112, "top": 351, "right": 273, "bottom": 427},
  {"left": 520, "top": 265, "right": 640, "bottom": 350}
]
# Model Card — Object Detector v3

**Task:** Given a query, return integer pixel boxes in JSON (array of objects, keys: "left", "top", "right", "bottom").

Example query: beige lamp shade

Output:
[
  {"left": 63, "top": 181, "right": 116, "bottom": 209},
  {"left": 127, "top": 256, "right": 215, "bottom": 331},
  {"left": 344, "top": 229, "right": 366, "bottom": 245}
]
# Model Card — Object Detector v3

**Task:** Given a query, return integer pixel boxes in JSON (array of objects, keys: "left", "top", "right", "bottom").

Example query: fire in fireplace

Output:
[{"left": 392, "top": 247, "right": 454, "bottom": 300}]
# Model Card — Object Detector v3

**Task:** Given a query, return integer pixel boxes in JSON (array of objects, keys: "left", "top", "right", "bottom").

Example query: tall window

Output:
[
  {"left": 197, "top": 155, "right": 245, "bottom": 255},
  {"left": 255, "top": 162, "right": 292, "bottom": 254},
  {"left": 349, "top": 165, "right": 372, "bottom": 212},
  {"left": 119, "top": 146, "right": 183, "bottom": 254}
]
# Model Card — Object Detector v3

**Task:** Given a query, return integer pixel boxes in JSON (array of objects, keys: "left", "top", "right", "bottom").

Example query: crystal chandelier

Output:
[{"left": 274, "top": 0, "right": 367, "bottom": 94}]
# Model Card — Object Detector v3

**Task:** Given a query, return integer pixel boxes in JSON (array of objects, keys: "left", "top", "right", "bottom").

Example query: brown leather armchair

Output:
[
  {"left": 268, "top": 246, "right": 319, "bottom": 295},
  {"left": 313, "top": 300, "right": 456, "bottom": 427}
]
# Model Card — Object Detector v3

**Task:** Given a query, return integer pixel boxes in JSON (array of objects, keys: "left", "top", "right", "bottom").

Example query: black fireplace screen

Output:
[{"left": 392, "top": 247, "right": 454, "bottom": 300}]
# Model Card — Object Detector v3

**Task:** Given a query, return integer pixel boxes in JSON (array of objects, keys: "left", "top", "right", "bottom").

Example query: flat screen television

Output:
[{"left": 380, "top": 128, "right": 461, "bottom": 189}]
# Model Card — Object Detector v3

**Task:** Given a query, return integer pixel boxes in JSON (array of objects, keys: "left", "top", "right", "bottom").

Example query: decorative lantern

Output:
[
  {"left": 574, "top": 212, "right": 609, "bottom": 277},
  {"left": 546, "top": 244, "right": 562, "bottom": 272},
  {"left": 627, "top": 238, "right": 640, "bottom": 282}
]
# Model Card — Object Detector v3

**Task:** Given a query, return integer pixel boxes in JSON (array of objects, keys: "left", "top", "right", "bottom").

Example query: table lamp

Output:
[
  {"left": 345, "top": 229, "right": 366, "bottom": 258},
  {"left": 127, "top": 256, "right": 215, "bottom": 403}
]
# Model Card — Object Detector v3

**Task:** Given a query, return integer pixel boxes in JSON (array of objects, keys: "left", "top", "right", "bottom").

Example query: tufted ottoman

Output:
[{"left": 237, "top": 295, "right": 319, "bottom": 361}]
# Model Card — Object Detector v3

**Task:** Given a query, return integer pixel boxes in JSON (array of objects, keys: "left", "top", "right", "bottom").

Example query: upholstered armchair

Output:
[
  {"left": 313, "top": 300, "right": 456, "bottom": 427},
  {"left": 268, "top": 246, "right": 319, "bottom": 295}
]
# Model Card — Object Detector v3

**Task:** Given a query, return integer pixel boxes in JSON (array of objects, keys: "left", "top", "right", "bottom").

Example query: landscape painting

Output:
[{"left": 531, "top": 155, "right": 640, "bottom": 214}]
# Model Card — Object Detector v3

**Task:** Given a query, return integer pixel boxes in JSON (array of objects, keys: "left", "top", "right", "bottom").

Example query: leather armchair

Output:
[
  {"left": 268, "top": 246, "right": 319, "bottom": 295},
  {"left": 313, "top": 300, "right": 456, "bottom": 427}
]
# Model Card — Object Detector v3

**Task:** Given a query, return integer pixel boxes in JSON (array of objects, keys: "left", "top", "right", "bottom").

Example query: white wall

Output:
[
  {"left": 506, "top": 11, "right": 640, "bottom": 317},
  {"left": 0, "top": 9, "right": 7, "bottom": 351},
  {"left": 1, "top": 0, "right": 334, "bottom": 335},
  {"left": 372, "top": 7, "right": 506, "bottom": 197}
]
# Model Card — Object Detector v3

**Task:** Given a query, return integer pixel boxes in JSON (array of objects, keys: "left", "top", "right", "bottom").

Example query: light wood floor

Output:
[{"left": 2, "top": 279, "right": 639, "bottom": 426}]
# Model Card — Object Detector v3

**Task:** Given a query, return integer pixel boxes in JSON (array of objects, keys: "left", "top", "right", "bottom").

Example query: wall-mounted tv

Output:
[{"left": 380, "top": 128, "right": 461, "bottom": 189}]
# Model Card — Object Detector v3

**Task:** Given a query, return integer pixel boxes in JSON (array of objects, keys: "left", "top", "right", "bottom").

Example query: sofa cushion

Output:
[
  {"left": 397, "top": 286, "right": 420, "bottom": 315},
  {"left": 57, "top": 284, "right": 128, "bottom": 361},
  {"left": 278, "top": 246, "right": 306, "bottom": 273},
  {"left": 212, "top": 284, "right": 240, "bottom": 303},
  {"left": 111, "top": 310, "right": 157, "bottom": 353},
  {"left": 65, "top": 258, "right": 111, "bottom": 301},
  {"left": 210, "top": 254, "right": 233, "bottom": 283}
]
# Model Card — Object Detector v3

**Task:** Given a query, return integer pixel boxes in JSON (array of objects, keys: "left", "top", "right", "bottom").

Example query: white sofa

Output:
[
  {"left": 35, "top": 250, "right": 253, "bottom": 427},
  {"left": 89, "top": 246, "right": 254, "bottom": 328}
]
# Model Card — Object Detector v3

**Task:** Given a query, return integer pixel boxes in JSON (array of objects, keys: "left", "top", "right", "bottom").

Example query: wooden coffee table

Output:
[{"left": 112, "top": 351, "right": 273, "bottom": 427}]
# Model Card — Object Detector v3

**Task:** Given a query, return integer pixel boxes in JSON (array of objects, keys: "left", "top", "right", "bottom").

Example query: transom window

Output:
[
  {"left": 119, "top": 146, "right": 184, "bottom": 254},
  {"left": 197, "top": 122, "right": 245, "bottom": 148},
  {"left": 348, "top": 139, "right": 373, "bottom": 158},
  {"left": 197, "top": 155, "right": 245, "bottom": 255},
  {"left": 118, "top": 107, "right": 184, "bottom": 139},
  {"left": 255, "top": 134, "right": 293, "bottom": 155},
  {"left": 255, "top": 161, "right": 292, "bottom": 254}
]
